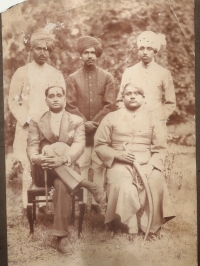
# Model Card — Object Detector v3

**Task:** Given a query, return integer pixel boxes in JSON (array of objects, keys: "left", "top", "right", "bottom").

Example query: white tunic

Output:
[{"left": 8, "top": 60, "right": 66, "bottom": 160}]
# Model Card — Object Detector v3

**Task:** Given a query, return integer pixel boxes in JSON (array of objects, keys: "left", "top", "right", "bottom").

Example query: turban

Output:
[
  {"left": 137, "top": 31, "right": 161, "bottom": 52},
  {"left": 122, "top": 82, "right": 144, "bottom": 96},
  {"left": 77, "top": 36, "right": 103, "bottom": 57},
  {"left": 30, "top": 28, "right": 55, "bottom": 51}
]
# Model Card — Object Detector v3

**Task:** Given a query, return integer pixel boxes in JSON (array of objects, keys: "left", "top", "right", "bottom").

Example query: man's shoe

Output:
[
  {"left": 57, "top": 237, "right": 72, "bottom": 255},
  {"left": 91, "top": 204, "right": 101, "bottom": 214},
  {"left": 89, "top": 185, "right": 106, "bottom": 214},
  {"left": 147, "top": 227, "right": 161, "bottom": 241},
  {"left": 90, "top": 185, "right": 105, "bottom": 203}
]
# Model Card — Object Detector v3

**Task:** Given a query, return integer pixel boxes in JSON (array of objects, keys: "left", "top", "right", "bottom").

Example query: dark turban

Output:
[
  {"left": 30, "top": 28, "right": 55, "bottom": 52},
  {"left": 77, "top": 36, "right": 103, "bottom": 57}
]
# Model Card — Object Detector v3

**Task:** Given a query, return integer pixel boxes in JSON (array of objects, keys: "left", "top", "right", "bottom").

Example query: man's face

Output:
[
  {"left": 138, "top": 46, "right": 155, "bottom": 65},
  {"left": 123, "top": 86, "right": 144, "bottom": 110},
  {"left": 31, "top": 40, "right": 50, "bottom": 65},
  {"left": 45, "top": 87, "right": 66, "bottom": 113},
  {"left": 81, "top": 47, "right": 97, "bottom": 67}
]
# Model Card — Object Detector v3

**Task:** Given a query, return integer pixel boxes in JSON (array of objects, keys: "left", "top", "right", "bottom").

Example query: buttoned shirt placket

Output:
[{"left": 83, "top": 68, "right": 96, "bottom": 121}]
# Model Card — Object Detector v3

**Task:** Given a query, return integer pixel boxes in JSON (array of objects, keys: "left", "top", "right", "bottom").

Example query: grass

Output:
[{"left": 6, "top": 144, "right": 197, "bottom": 266}]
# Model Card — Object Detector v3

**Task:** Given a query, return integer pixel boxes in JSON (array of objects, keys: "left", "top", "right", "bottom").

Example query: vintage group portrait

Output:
[{"left": 1, "top": 0, "right": 196, "bottom": 265}]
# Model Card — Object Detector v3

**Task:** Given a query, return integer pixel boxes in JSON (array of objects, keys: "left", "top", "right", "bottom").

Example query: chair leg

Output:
[
  {"left": 78, "top": 203, "right": 85, "bottom": 238},
  {"left": 27, "top": 204, "right": 34, "bottom": 234},
  {"left": 33, "top": 196, "right": 36, "bottom": 221},
  {"left": 71, "top": 194, "right": 75, "bottom": 225}
]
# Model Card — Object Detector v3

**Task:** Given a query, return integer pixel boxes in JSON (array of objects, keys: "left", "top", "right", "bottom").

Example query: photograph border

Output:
[{"left": 0, "top": 0, "right": 198, "bottom": 265}]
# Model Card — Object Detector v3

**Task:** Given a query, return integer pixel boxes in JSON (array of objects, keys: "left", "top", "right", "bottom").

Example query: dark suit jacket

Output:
[{"left": 27, "top": 111, "right": 85, "bottom": 187}]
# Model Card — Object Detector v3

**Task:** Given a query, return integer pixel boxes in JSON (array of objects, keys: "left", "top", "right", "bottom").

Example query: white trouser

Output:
[
  {"left": 19, "top": 158, "right": 32, "bottom": 209},
  {"left": 126, "top": 215, "right": 138, "bottom": 234}
]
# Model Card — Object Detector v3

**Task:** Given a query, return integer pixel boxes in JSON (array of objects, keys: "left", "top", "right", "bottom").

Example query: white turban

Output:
[
  {"left": 30, "top": 28, "right": 55, "bottom": 50},
  {"left": 137, "top": 31, "right": 164, "bottom": 52}
]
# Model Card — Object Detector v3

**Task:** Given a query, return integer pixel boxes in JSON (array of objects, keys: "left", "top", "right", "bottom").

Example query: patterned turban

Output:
[
  {"left": 137, "top": 31, "right": 161, "bottom": 52},
  {"left": 30, "top": 28, "right": 55, "bottom": 51},
  {"left": 77, "top": 36, "right": 103, "bottom": 57}
]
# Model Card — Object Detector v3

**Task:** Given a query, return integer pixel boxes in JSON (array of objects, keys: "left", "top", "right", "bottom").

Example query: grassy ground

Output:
[{"left": 6, "top": 144, "right": 197, "bottom": 266}]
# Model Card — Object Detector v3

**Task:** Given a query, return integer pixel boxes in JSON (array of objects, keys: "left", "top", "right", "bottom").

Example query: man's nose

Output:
[{"left": 40, "top": 48, "right": 47, "bottom": 54}]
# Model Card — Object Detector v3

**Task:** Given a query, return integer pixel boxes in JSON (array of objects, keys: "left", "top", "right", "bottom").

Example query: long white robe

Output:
[
  {"left": 94, "top": 107, "right": 176, "bottom": 233},
  {"left": 8, "top": 60, "right": 66, "bottom": 207}
]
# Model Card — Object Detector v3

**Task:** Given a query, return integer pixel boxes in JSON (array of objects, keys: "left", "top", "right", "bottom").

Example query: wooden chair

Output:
[{"left": 27, "top": 167, "right": 85, "bottom": 237}]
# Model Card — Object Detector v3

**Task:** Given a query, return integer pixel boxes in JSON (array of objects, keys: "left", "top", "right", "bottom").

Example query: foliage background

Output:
[
  {"left": 2, "top": 0, "right": 194, "bottom": 151},
  {"left": 2, "top": 1, "right": 196, "bottom": 265}
]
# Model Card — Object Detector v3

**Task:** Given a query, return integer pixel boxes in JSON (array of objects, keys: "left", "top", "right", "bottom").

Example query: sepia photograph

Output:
[{"left": 1, "top": 0, "right": 196, "bottom": 265}]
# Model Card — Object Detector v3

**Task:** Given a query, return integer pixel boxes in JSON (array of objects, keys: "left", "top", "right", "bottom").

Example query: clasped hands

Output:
[
  {"left": 115, "top": 150, "right": 154, "bottom": 178},
  {"left": 31, "top": 154, "right": 64, "bottom": 170},
  {"left": 85, "top": 121, "right": 99, "bottom": 132}
]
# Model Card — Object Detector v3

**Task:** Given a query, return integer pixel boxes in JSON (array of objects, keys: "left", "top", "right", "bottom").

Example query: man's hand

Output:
[
  {"left": 141, "top": 163, "right": 154, "bottom": 179},
  {"left": 85, "top": 121, "right": 99, "bottom": 132},
  {"left": 41, "top": 155, "right": 63, "bottom": 169},
  {"left": 31, "top": 154, "right": 63, "bottom": 169},
  {"left": 31, "top": 154, "right": 45, "bottom": 165},
  {"left": 115, "top": 150, "right": 136, "bottom": 164}
]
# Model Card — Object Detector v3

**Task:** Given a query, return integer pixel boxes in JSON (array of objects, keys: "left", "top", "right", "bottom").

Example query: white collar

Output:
[
  {"left": 31, "top": 60, "right": 47, "bottom": 69},
  {"left": 50, "top": 110, "right": 64, "bottom": 120},
  {"left": 140, "top": 59, "right": 155, "bottom": 69},
  {"left": 123, "top": 104, "right": 146, "bottom": 116}
]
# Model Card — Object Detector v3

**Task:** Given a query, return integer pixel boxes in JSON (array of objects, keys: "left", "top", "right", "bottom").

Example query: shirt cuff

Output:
[
  {"left": 30, "top": 154, "right": 38, "bottom": 165},
  {"left": 62, "top": 155, "right": 71, "bottom": 166}
]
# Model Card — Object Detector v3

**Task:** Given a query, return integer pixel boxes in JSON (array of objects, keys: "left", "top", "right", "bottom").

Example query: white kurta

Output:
[
  {"left": 94, "top": 107, "right": 175, "bottom": 233},
  {"left": 8, "top": 60, "right": 66, "bottom": 207},
  {"left": 116, "top": 60, "right": 176, "bottom": 120}
]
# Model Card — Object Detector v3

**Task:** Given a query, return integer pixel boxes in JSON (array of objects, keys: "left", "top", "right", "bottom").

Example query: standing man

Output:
[
  {"left": 8, "top": 28, "right": 66, "bottom": 210},
  {"left": 116, "top": 31, "right": 176, "bottom": 122},
  {"left": 66, "top": 36, "right": 115, "bottom": 209}
]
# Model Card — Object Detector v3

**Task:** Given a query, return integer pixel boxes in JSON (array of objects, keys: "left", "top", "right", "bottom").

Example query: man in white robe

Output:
[
  {"left": 94, "top": 82, "right": 175, "bottom": 239},
  {"left": 116, "top": 31, "right": 176, "bottom": 122},
  {"left": 8, "top": 28, "right": 65, "bottom": 209}
]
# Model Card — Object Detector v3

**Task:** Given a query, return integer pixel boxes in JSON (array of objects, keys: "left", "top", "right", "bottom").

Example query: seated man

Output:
[
  {"left": 94, "top": 82, "right": 176, "bottom": 239},
  {"left": 27, "top": 86, "right": 106, "bottom": 254}
]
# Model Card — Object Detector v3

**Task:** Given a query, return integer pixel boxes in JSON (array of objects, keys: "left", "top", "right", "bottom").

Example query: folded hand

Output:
[
  {"left": 41, "top": 155, "right": 63, "bottom": 169},
  {"left": 85, "top": 121, "right": 99, "bottom": 132},
  {"left": 115, "top": 150, "right": 136, "bottom": 164}
]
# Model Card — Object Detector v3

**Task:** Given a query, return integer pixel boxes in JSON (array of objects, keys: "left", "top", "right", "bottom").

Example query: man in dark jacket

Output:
[{"left": 66, "top": 36, "right": 115, "bottom": 209}]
